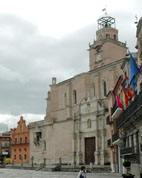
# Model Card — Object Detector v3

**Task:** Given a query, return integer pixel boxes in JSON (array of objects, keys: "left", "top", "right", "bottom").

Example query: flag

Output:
[
  {"left": 122, "top": 69, "right": 135, "bottom": 98},
  {"left": 115, "top": 92, "right": 125, "bottom": 110},
  {"left": 121, "top": 84, "right": 129, "bottom": 106},
  {"left": 127, "top": 84, "right": 135, "bottom": 98},
  {"left": 122, "top": 91, "right": 126, "bottom": 106},
  {"left": 123, "top": 70, "right": 129, "bottom": 81},
  {"left": 129, "top": 53, "right": 140, "bottom": 91}
]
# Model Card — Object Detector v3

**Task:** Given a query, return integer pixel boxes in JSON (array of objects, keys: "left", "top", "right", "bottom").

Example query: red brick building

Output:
[{"left": 11, "top": 116, "right": 30, "bottom": 164}]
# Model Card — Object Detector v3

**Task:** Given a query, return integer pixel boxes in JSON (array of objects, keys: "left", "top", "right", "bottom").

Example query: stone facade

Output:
[
  {"left": 136, "top": 17, "right": 142, "bottom": 65},
  {"left": 106, "top": 17, "right": 142, "bottom": 178},
  {"left": 11, "top": 116, "right": 30, "bottom": 165},
  {"left": 29, "top": 15, "right": 127, "bottom": 166}
]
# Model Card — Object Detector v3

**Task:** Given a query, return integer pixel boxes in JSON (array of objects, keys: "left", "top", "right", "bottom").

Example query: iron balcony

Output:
[{"left": 116, "top": 91, "right": 142, "bottom": 129}]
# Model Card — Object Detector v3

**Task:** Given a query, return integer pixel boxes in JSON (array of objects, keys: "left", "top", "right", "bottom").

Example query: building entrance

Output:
[{"left": 85, "top": 137, "right": 96, "bottom": 164}]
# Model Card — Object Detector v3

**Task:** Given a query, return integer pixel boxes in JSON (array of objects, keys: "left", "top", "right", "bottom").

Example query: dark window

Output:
[
  {"left": 24, "top": 154, "right": 27, "bottom": 160},
  {"left": 131, "top": 135, "right": 134, "bottom": 148},
  {"left": 114, "top": 34, "right": 117, "bottom": 40},
  {"left": 136, "top": 131, "right": 139, "bottom": 153},
  {"left": 20, "top": 137, "right": 22, "bottom": 143},
  {"left": 19, "top": 148, "right": 21, "bottom": 152},
  {"left": 96, "top": 46, "right": 101, "bottom": 53},
  {"left": 19, "top": 155, "right": 21, "bottom": 160},
  {"left": 14, "top": 155, "right": 16, "bottom": 160},
  {"left": 127, "top": 136, "right": 129, "bottom": 147},
  {"left": 103, "top": 81, "right": 107, "bottom": 97},
  {"left": 73, "top": 90, "right": 77, "bottom": 104},
  {"left": 14, "top": 149, "right": 16, "bottom": 152},
  {"left": 25, "top": 137, "right": 27, "bottom": 143},
  {"left": 24, "top": 148, "right": 27, "bottom": 152},
  {"left": 36, "top": 132, "right": 42, "bottom": 142}
]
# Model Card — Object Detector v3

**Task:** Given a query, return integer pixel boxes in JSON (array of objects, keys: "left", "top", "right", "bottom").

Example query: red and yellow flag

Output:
[
  {"left": 122, "top": 69, "right": 135, "bottom": 98},
  {"left": 115, "top": 91, "right": 125, "bottom": 111},
  {"left": 121, "top": 84, "right": 129, "bottom": 107},
  {"left": 127, "top": 84, "right": 135, "bottom": 98}
]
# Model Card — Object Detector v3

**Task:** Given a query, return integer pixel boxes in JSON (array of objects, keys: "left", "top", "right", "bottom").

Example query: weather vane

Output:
[{"left": 102, "top": 6, "right": 107, "bottom": 15}]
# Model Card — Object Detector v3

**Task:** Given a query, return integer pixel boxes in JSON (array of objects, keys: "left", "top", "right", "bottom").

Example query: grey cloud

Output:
[
  {"left": 0, "top": 11, "right": 138, "bottom": 116},
  {"left": 0, "top": 64, "right": 25, "bottom": 82},
  {"left": 0, "top": 123, "right": 8, "bottom": 133}
]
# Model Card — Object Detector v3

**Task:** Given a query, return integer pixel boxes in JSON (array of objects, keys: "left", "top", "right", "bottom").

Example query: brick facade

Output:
[{"left": 11, "top": 116, "right": 30, "bottom": 165}]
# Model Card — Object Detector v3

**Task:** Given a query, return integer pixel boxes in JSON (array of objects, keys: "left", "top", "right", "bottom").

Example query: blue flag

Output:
[{"left": 129, "top": 54, "right": 140, "bottom": 91}]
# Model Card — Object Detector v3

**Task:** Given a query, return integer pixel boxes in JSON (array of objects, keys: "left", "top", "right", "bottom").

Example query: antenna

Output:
[{"left": 134, "top": 15, "right": 138, "bottom": 24}]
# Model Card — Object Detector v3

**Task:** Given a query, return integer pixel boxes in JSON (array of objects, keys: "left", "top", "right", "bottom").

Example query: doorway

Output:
[{"left": 85, "top": 137, "right": 96, "bottom": 164}]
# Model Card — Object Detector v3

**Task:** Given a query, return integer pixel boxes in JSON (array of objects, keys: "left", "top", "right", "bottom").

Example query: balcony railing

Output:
[
  {"left": 1, "top": 144, "right": 10, "bottom": 148},
  {"left": 11, "top": 141, "right": 29, "bottom": 145},
  {"left": 112, "top": 132, "right": 119, "bottom": 143},
  {"left": 117, "top": 91, "right": 142, "bottom": 129},
  {"left": 120, "top": 147, "right": 134, "bottom": 155}
]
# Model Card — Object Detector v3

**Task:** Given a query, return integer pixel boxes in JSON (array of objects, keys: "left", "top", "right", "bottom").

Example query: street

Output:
[{"left": 0, "top": 168, "right": 121, "bottom": 178}]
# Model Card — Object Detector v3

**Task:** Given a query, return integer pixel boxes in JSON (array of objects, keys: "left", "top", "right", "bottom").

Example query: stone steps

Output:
[{"left": 5, "top": 164, "right": 111, "bottom": 173}]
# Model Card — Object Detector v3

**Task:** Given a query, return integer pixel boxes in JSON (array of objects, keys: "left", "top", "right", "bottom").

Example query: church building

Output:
[{"left": 29, "top": 15, "right": 127, "bottom": 166}]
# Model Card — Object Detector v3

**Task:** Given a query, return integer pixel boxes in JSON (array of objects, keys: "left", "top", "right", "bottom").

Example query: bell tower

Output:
[
  {"left": 89, "top": 15, "right": 127, "bottom": 71},
  {"left": 96, "top": 15, "right": 118, "bottom": 41}
]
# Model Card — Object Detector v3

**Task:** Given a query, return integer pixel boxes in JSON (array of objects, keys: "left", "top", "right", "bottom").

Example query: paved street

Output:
[{"left": 0, "top": 168, "right": 121, "bottom": 178}]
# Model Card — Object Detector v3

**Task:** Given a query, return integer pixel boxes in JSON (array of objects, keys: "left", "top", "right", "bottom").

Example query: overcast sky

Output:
[{"left": 0, "top": 0, "right": 141, "bottom": 131}]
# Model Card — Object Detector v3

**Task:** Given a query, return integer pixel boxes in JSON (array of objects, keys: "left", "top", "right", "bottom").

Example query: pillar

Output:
[
  {"left": 95, "top": 133, "right": 99, "bottom": 165},
  {"left": 100, "top": 131, "right": 105, "bottom": 165},
  {"left": 77, "top": 133, "right": 82, "bottom": 165},
  {"left": 72, "top": 133, "right": 76, "bottom": 167}
]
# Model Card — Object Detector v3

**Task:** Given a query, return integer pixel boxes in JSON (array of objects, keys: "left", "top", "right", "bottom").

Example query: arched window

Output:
[
  {"left": 114, "top": 34, "right": 117, "bottom": 40},
  {"left": 87, "top": 119, "right": 91, "bottom": 128},
  {"left": 73, "top": 90, "right": 77, "bottom": 104},
  {"left": 64, "top": 93, "right": 67, "bottom": 107},
  {"left": 103, "top": 80, "right": 107, "bottom": 97},
  {"left": 91, "top": 83, "right": 95, "bottom": 97}
]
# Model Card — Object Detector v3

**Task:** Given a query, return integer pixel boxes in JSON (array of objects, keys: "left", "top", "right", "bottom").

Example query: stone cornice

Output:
[
  {"left": 89, "top": 57, "right": 125, "bottom": 74},
  {"left": 29, "top": 118, "right": 73, "bottom": 129}
]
